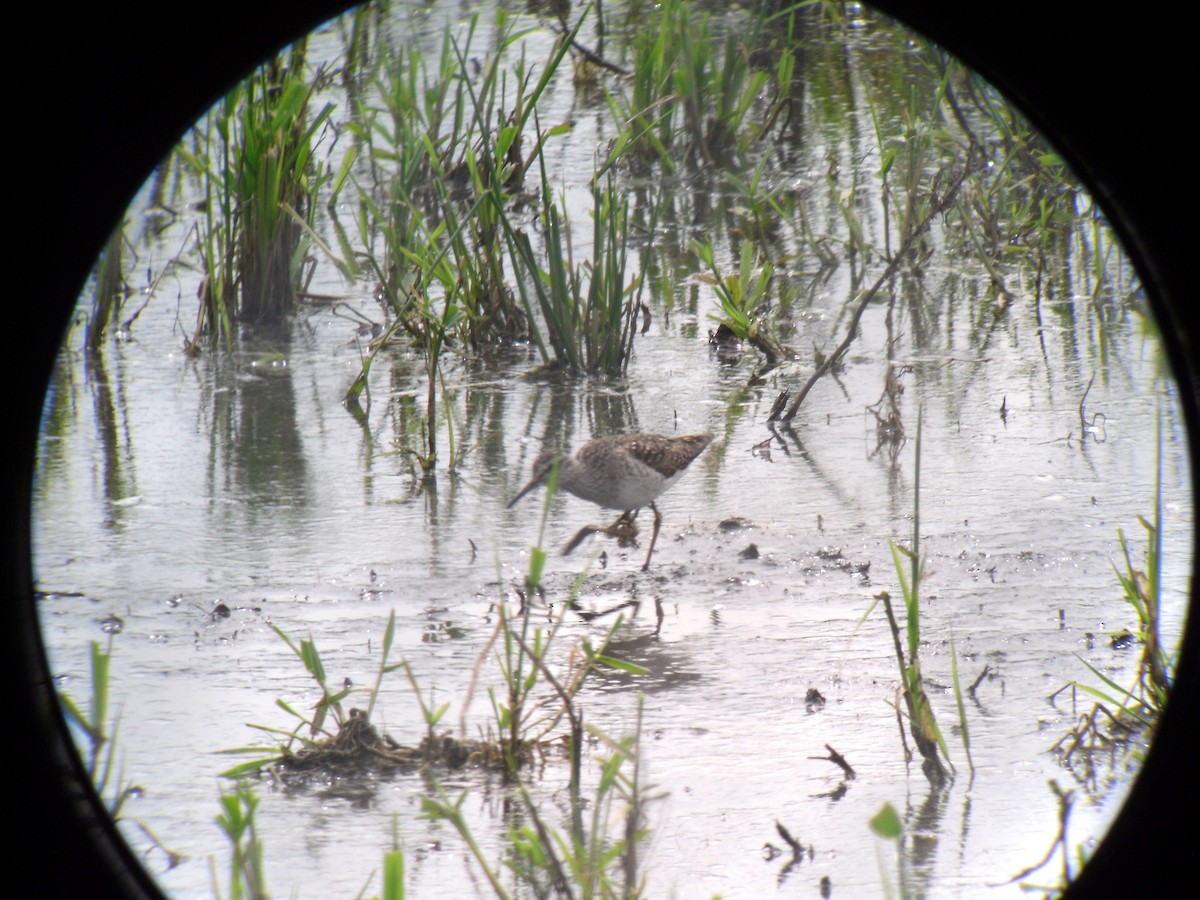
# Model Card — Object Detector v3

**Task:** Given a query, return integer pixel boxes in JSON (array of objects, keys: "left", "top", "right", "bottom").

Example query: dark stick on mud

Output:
[
  {"left": 809, "top": 744, "right": 856, "bottom": 780},
  {"left": 774, "top": 821, "right": 805, "bottom": 857},
  {"left": 969, "top": 664, "right": 991, "bottom": 696}
]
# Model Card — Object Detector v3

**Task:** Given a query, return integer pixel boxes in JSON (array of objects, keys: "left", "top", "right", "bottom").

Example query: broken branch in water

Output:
[{"left": 775, "top": 157, "right": 980, "bottom": 423}]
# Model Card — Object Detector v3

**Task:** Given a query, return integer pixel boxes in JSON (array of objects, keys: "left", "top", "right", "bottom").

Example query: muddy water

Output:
[{"left": 33, "top": 4, "right": 1192, "bottom": 899}]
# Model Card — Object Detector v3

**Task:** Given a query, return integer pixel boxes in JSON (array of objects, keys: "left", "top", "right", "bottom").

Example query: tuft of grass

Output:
[
  {"left": 867, "top": 407, "right": 954, "bottom": 785},
  {"left": 503, "top": 163, "right": 639, "bottom": 376},
  {"left": 1048, "top": 406, "right": 1176, "bottom": 788},
  {"left": 230, "top": 43, "right": 332, "bottom": 324},
  {"left": 58, "top": 638, "right": 117, "bottom": 796},
  {"left": 58, "top": 638, "right": 181, "bottom": 869},
  {"left": 350, "top": 13, "right": 528, "bottom": 353},
  {"left": 376, "top": 837, "right": 406, "bottom": 900},
  {"left": 693, "top": 238, "right": 789, "bottom": 367},
  {"left": 1111, "top": 407, "right": 1172, "bottom": 710},
  {"left": 178, "top": 40, "right": 333, "bottom": 343},
  {"left": 215, "top": 782, "right": 267, "bottom": 900},
  {"left": 605, "top": 0, "right": 774, "bottom": 171},
  {"left": 268, "top": 620, "right": 354, "bottom": 737},
  {"left": 415, "top": 494, "right": 650, "bottom": 896},
  {"left": 948, "top": 630, "right": 974, "bottom": 775}
]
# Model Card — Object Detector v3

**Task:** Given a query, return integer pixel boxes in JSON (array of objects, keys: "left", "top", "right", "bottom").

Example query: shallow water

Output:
[{"left": 33, "top": 3, "right": 1193, "bottom": 898}]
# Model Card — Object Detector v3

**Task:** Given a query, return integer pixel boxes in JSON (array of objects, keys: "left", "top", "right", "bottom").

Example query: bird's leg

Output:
[
  {"left": 563, "top": 524, "right": 604, "bottom": 555},
  {"left": 641, "top": 502, "right": 663, "bottom": 571},
  {"left": 563, "top": 511, "right": 644, "bottom": 557}
]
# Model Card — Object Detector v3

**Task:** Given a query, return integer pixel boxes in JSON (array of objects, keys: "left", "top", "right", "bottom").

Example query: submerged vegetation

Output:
[{"left": 43, "top": 1, "right": 1186, "bottom": 898}]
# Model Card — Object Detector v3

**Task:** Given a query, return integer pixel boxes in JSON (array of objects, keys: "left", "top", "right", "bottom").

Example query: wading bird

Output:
[{"left": 508, "top": 432, "right": 715, "bottom": 570}]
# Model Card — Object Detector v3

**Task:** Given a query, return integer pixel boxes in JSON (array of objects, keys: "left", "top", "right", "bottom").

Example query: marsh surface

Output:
[{"left": 34, "top": 2, "right": 1192, "bottom": 897}]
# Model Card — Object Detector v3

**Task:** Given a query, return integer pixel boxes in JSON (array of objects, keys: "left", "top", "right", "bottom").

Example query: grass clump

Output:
[
  {"left": 215, "top": 782, "right": 267, "bottom": 900},
  {"left": 504, "top": 166, "right": 639, "bottom": 376},
  {"left": 605, "top": 0, "right": 783, "bottom": 172},
  {"left": 58, "top": 635, "right": 181, "bottom": 870},
  {"left": 177, "top": 40, "right": 333, "bottom": 346},
  {"left": 1049, "top": 410, "right": 1176, "bottom": 786},
  {"left": 866, "top": 407, "right": 956, "bottom": 786},
  {"left": 693, "top": 238, "right": 790, "bottom": 368}
]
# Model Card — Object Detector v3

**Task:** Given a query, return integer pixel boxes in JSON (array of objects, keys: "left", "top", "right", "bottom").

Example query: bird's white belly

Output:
[{"left": 571, "top": 470, "right": 681, "bottom": 511}]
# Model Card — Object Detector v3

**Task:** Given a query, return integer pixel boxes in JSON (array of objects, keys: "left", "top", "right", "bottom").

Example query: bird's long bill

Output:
[
  {"left": 506, "top": 477, "right": 542, "bottom": 509},
  {"left": 507, "top": 457, "right": 558, "bottom": 509}
]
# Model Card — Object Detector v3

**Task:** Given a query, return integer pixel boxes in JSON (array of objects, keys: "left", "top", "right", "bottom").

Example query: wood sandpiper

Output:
[{"left": 507, "top": 432, "right": 715, "bottom": 570}]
